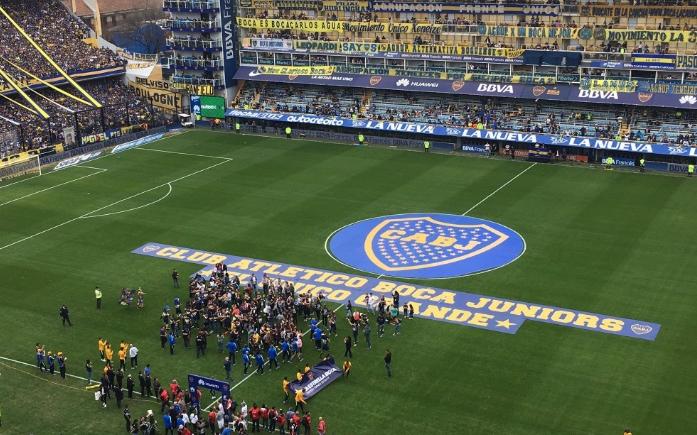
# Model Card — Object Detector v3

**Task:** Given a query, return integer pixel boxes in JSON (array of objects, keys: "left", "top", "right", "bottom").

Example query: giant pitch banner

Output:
[{"left": 132, "top": 241, "right": 661, "bottom": 340}]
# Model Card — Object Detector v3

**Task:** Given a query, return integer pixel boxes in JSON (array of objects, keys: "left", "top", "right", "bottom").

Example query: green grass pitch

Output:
[{"left": 0, "top": 130, "right": 695, "bottom": 434}]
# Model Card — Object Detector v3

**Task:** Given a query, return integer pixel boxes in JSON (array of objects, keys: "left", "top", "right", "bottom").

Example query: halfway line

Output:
[{"left": 462, "top": 163, "right": 537, "bottom": 216}]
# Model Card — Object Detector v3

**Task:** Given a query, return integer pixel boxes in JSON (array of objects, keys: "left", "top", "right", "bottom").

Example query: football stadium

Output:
[{"left": 0, "top": 0, "right": 696, "bottom": 434}]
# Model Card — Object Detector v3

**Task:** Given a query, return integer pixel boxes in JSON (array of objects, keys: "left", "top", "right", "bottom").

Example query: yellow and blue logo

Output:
[{"left": 326, "top": 213, "right": 526, "bottom": 279}]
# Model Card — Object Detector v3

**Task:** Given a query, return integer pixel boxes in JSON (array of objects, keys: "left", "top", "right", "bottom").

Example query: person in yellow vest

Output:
[
  {"left": 476, "top": 122, "right": 484, "bottom": 130},
  {"left": 294, "top": 388, "right": 307, "bottom": 412},
  {"left": 688, "top": 162, "right": 694, "bottom": 177},
  {"left": 303, "top": 363, "right": 311, "bottom": 374},
  {"left": 296, "top": 369, "right": 303, "bottom": 381},
  {"left": 98, "top": 337, "right": 106, "bottom": 362},
  {"left": 358, "top": 134, "right": 365, "bottom": 145},
  {"left": 639, "top": 157, "right": 645, "bottom": 173},
  {"left": 105, "top": 342, "right": 114, "bottom": 365},
  {"left": 282, "top": 377, "right": 290, "bottom": 403},
  {"left": 285, "top": 126, "right": 292, "bottom": 138},
  {"left": 424, "top": 140, "right": 430, "bottom": 153},
  {"left": 118, "top": 347, "right": 127, "bottom": 371},
  {"left": 605, "top": 156, "right": 614, "bottom": 170},
  {"left": 235, "top": 122, "right": 241, "bottom": 133}
]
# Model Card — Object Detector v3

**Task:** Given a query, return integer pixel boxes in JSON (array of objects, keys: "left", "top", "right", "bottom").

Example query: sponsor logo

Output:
[
  {"left": 679, "top": 95, "right": 697, "bottom": 105},
  {"left": 395, "top": 78, "right": 439, "bottom": 88},
  {"left": 451, "top": 80, "right": 464, "bottom": 92},
  {"left": 477, "top": 84, "right": 514, "bottom": 94},
  {"left": 578, "top": 90, "right": 619, "bottom": 100},
  {"left": 54, "top": 151, "right": 102, "bottom": 171},
  {"left": 532, "top": 86, "right": 546, "bottom": 97},
  {"left": 352, "top": 120, "right": 367, "bottom": 128},
  {"left": 327, "top": 213, "right": 526, "bottom": 279},
  {"left": 630, "top": 324, "right": 653, "bottom": 335},
  {"left": 396, "top": 78, "right": 410, "bottom": 87},
  {"left": 638, "top": 92, "right": 654, "bottom": 103},
  {"left": 288, "top": 75, "right": 298, "bottom": 81},
  {"left": 668, "top": 146, "right": 688, "bottom": 155},
  {"left": 550, "top": 136, "right": 569, "bottom": 145},
  {"left": 248, "top": 69, "right": 261, "bottom": 77},
  {"left": 369, "top": 75, "right": 382, "bottom": 86},
  {"left": 446, "top": 127, "right": 463, "bottom": 135},
  {"left": 111, "top": 133, "right": 165, "bottom": 154},
  {"left": 142, "top": 244, "right": 161, "bottom": 253}
]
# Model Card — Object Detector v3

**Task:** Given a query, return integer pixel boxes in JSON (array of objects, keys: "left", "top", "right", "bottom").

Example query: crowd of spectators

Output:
[
  {"left": 0, "top": 0, "right": 124, "bottom": 82},
  {"left": 233, "top": 83, "right": 697, "bottom": 147},
  {"left": 0, "top": 78, "right": 163, "bottom": 156}
]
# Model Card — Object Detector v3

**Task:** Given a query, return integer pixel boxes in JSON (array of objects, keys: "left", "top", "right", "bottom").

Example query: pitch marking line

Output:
[
  {"left": 0, "top": 356, "right": 157, "bottom": 402},
  {"left": 202, "top": 304, "right": 345, "bottom": 412},
  {"left": 136, "top": 147, "right": 233, "bottom": 161},
  {"left": 0, "top": 159, "right": 231, "bottom": 252},
  {"left": 462, "top": 162, "right": 537, "bottom": 216},
  {"left": 0, "top": 167, "right": 107, "bottom": 208},
  {"left": 82, "top": 183, "right": 174, "bottom": 219}
]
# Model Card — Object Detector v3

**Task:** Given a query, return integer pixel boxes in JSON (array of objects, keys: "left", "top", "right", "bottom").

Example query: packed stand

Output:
[
  {"left": 0, "top": 0, "right": 124, "bottom": 82},
  {"left": 0, "top": 78, "right": 163, "bottom": 157}
]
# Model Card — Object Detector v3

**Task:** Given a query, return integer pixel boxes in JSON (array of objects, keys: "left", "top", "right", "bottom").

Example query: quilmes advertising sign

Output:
[{"left": 191, "top": 95, "right": 226, "bottom": 119}]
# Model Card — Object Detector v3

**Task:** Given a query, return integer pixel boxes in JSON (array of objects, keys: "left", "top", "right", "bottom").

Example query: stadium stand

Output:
[
  {"left": 233, "top": 82, "right": 697, "bottom": 147},
  {"left": 0, "top": 0, "right": 166, "bottom": 158}
]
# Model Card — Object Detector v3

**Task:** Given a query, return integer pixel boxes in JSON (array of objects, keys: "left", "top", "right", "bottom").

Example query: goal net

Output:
[{"left": 0, "top": 154, "right": 41, "bottom": 181}]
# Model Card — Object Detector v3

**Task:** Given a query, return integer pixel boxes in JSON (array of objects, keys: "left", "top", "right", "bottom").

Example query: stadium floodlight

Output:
[
  {"left": 0, "top": 68, "right": 48, "bottom": 118},
  {"left": 0, "top": 56, "right": 92, "bottom": 107},
  {"left": 0, "top": 5, "right": 103, "bottom": 109}
]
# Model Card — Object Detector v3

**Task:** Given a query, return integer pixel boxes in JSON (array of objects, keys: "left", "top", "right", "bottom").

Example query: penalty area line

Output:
[
  {"left": 202, "top": 304, "right": 345, "bottom": 412},
  {"left": 0, "top": 159, "right": 230, "bottom": 252},
  {"left": 136, "top": 147, "right": 233, "bottom": 161},
  {"left": 462, "top": 162, "right": 537, "bottom": 216},
  {"left": 0, "top": 168, "right": 107, "bottom": 208}
]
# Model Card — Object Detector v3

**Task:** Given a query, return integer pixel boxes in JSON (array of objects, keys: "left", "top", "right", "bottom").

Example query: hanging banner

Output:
[
  {"left": 253, "top": 65, "right": 336, "bottom": 76},
  {"left": 128, "top": 78, "right": 182, "bottom": 111},
  {"left": 582, "top": 79, "right": 638, "bottom": 93},
  {"left": 369, "top": 2, "right": 559, "bottom": 15},
  {"left": 236, "top": 18, "right": 442, "bottom": 34},
  {"left": 220, "top": 0, "right": 238, "bottom": 87}
]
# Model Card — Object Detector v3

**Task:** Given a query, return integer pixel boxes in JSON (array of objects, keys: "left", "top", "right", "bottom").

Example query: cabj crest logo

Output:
[{"left": 326, "top": 213, "right": 525, "bottom": 279}]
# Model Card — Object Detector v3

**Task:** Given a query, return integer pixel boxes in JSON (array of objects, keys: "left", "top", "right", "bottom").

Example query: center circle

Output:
[{"left": 326, "top": 213, "right": 526, "bottom": 279}]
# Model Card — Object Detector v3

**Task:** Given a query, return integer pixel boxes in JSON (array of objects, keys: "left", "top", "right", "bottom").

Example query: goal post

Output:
[{"left": 0, "top": 154, "right": 41, "bottom": 181}]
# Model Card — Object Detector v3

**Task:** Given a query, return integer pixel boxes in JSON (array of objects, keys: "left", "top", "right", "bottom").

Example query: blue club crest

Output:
[{"left": 327, "top": 213, "right": 526, "bottom": 279}]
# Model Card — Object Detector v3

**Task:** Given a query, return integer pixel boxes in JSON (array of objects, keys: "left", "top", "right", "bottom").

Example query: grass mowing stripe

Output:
[
  {"left": 462, "top": 162, "right": 537, "bottom": 215},
  {"left": 0, "top": 159, "right": 230, "bottom": 252},
  {"left": 0, "top": 167, "right": 106, "bottom": 207},
  {"left": 135, "top": 147, "right": 234, "bottom": 161}
]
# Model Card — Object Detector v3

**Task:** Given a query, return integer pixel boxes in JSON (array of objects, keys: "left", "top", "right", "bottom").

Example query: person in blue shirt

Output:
[
  {"left": 168, "top": 332, "right": 176, "bottom": 355},
  {"left": 224, "top": 356, "right": 232, "bottom": 380},
  {"left": 313, "top": 327, "right": 322, "bottom": 350},
  {"left": 162, "top": 414, "right": 173, "bottom": 435},
  {"left": 173, "top": 297, "right": 181, "bottom": 315},
  {"left": 47, "top": 352, "right": 55, "bottom": 375},
  {"left": 281, "top": 339, "right": 290, "bottom": 363},
  {"left": 242, "top": 349, "right": 251, "bottom": 374},
  {"left": 290, "top": 339, "right": 298, "bottom": 360},
  {"left": 254, "top": 351, "right": 265, "bottom": 375},
  {"left": 226, "top": 339, "right": 238, "bottom": 365},
  {"left": 175, "top": 415, "right": 185, "bottom": 430},
  {"left": 268, "top": 345, "right": 279, "bottom": 370}
]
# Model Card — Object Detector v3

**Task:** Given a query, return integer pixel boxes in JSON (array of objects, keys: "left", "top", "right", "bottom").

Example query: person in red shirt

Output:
[
  {"left": 268, "top": 406, "right": 278, "bottom": 432},
  {"left": 276, "top": 411, "right": 286, "bottom": 435},
  {"left": 317, "top": 417, "right": 326, "bottom": 435},
  {"left": 250, "top": 403, "right": 261, "bottom": 432},
  {"left": 208, "top": 410, "right": 217, "bottom": 433},
  {"left": 159, "top": 388, "right": 169, "bottom": 413},
  {"left": 261, "top": 404, "right": 269, "bottom": 431},
  {"left": 302, "top": 412, "right": 311, "bottom": 435},
  {"left": 180, "top": 425, "right": 192, "bottom": 435}
]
